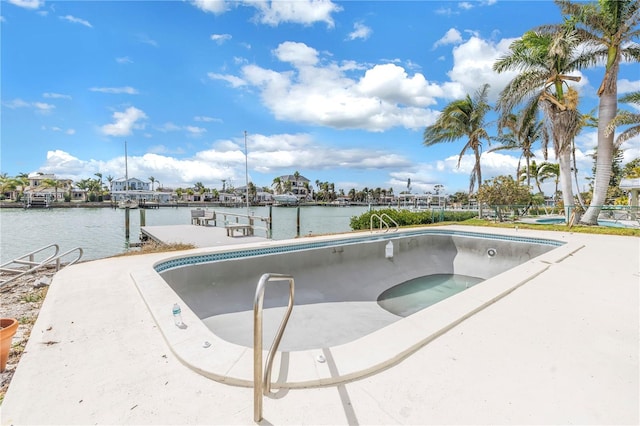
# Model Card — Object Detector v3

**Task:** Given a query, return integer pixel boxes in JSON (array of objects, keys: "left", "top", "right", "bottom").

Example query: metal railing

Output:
[
  {"left": 370, "top": 213, "right": 399, "bottom": 233},
  {"left": 253, "top": 273, "right": 295, "bottom": 423},
  {"left": 0, "top": 244, "right": 84, "bottom": 287},
  {"left": 190, "top": 209, "right": 272, "bottom": 238}
]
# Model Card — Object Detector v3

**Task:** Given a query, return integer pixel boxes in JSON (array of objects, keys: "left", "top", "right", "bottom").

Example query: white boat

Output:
[
  {"left": 272, "top": 192, "right": 298, "bottom": 205},
  {"left": 118, "top": 198, "right": 138, "bottom": 209},
  {"left": 118, "top": 141, "right": 138, "bottom": 209}
]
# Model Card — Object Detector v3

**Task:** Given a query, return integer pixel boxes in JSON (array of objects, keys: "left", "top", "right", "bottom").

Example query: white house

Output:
[
  {"left": 278, "top": 174, "right": 311, "bottom": 200},
  {"left": 110, "top": 177, "right": 150, "bottom": 192}
]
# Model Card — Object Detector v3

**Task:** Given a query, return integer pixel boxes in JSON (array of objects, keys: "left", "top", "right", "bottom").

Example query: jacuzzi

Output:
[{"left": 133, "top": 228, "right": 571, "bottom": 388}]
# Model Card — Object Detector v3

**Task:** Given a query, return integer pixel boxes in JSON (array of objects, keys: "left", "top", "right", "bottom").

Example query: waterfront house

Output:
[
  {"left": 277, "top": 174, "right": 311, "bottom": 201},
  {"left": 24, "top": 173, "right": 73, "bottom": 202},
  {"left": 110, "top": 177, "right": 150, "bottom": 192}
]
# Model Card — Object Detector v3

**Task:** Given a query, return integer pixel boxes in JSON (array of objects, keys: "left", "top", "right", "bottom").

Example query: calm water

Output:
[
  {"left": 0, "top": 205, "right": 370, "bottom": 264},
  {"left": 377, "top": 273, "right": 484, "bottom": 317}
]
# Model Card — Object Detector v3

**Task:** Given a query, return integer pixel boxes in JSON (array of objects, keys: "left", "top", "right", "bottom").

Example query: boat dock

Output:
[{"left": 140, "top": 225, "right": 267, "bottom": 248}]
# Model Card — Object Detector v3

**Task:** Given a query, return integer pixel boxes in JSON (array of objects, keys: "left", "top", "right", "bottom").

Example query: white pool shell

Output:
[{"left": 132, "top": 228, "right": 572, "bottom": 389}]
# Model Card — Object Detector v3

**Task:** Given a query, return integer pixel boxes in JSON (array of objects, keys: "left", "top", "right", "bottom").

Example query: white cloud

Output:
[
  {"left": 116, "top": 56, "right": 133, "bottom": 64},
  {"left": 157, "top": 122, "right": 207, "bottom": 137},
  {"left": 226, "top": 42, "right": 441, "bottom": 131},
  {"left": 90, "top": 86, "right": 139, "bottom": 94},
  {"left": 618, "top": 79, "right": 640, "bottom": 94},
  {"left": 60, "top": 15, "right": 92, "bottom": 28},
  {"left": 250, "top": 0, "right": 342, "bottom": 27},
  {"left": 433, "top": 28, "right": 462, "bottom": 49},
  {"left": 37, "top": 131, "right": 415, "bottom": 189},
  {"left": 33, "top": 102, "right": 55, "bottom": 114},
  {"left": 356, "top": 64, "right": 442, "bottom": 107},
  {"left": 194, "top": 116, "right": 222, "bottom": 123},
  {"left": 4, "top": 98, "right": 31, "bottom": 109},
  {"left": 211, "top": 33, "right": 232, "bottom": 44},
  {"left": 7, "top": 0, "right": 43, "bottom": 9},
  {"left": 347, "top": 22, "right": 372, "bottom": 41},
  {"left": 185, "top": 126, "right": 207, "bottom": 136},
  {"left": 158, "top": 122, "right": 181, "bottom": 132},
  {"left": 43, "top": 92, "right": 72, "bottom": 100},
  {"left": 447, "top": 36, "right": 519, "bottom": 101},
  {"left": 191, "top": 0, "right": 228, "bottom": 15},
  {"left": 137, "top": 34, "right": 158, "bottom": 47},
  {"left": 100, "top": 106, "right": 147, "bottom": 136},
  {"left": 207, "top": 72, "right": 247, "bottom": 87},
  {"left": 274, "top": 41, "right": 319, "bottom": 66}
]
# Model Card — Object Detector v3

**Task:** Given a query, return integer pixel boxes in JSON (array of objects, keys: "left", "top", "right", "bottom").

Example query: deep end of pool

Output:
[{"left": 132, "top": 228, "right": 575, "bottom": 389}]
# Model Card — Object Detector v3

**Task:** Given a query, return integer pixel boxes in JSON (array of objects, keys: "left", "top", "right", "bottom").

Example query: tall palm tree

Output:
[
  {"left": 554, "top": 0, "right": 640, "bottom": 224},
  {"left": 491, "top": 110, "right": 548, "bottom": 188},
  {"left": 519, "top": 160, "right": 545, "bottom": 194},
  {"left": 539, "top": 162, "right": 561, "bottom": 203},
  {"left": 606, "top": 91, "right": 640, "bottom": 146},
  {"left": 271, "top": 177, "right": 282, "bottom": 195},
  {"left": 423, "top": 83, "right": 492, "bottom": 195},
  {"left": 494, "top": 26, "right": 583, "bottom": 219},
  {"left": 94, "top": 172, "right": 103, "bottom": 191},
  {"left": 149, "top": 176, "right": 156, "bottom": 191}
]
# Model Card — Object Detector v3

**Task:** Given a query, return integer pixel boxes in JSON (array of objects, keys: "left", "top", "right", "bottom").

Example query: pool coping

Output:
[{"left": 131, "top": 227, "right": 581, "bottom": 388}]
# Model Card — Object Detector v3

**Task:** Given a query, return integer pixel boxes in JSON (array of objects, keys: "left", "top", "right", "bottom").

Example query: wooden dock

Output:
[{"left": 140, "top": 225, "right": 267, "bottom": 248}]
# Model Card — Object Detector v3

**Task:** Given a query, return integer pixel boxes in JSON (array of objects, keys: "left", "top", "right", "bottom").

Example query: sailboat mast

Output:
[{"left": 124, "top": 140, "right": 129, "bottom": 193}]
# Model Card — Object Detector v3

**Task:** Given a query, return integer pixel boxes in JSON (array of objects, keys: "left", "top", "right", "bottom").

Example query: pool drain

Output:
[{"left": 487, "top": 248, "right": 497, "bottom": 257}]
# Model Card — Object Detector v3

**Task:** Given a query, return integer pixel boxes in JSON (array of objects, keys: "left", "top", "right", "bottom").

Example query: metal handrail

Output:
[
  {"left": 253, "top": 273, "right": 295, "bottom": 423},
  {"left": 370, "top": 213, "right": 399, "bottom": 233},
  {"left": 0, "top": 244, "right": 83, "bottom": 287}
]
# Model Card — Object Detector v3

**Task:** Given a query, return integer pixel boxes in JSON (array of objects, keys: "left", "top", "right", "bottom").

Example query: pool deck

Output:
[{"left": 1, "top": 225, "right": 638, "bottom": 425}]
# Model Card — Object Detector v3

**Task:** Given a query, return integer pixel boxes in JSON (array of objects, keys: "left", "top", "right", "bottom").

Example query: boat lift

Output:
[{"left": 0, "top": 243, "right": 83, "bottom": 287}]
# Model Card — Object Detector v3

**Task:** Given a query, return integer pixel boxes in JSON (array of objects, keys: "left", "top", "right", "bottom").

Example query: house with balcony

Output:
[
  {"left": 277, "top": 174, "right": 311, "bottom": 200},
  {"left": 24, "top": 173, "right": 73, "bottom": 203}
]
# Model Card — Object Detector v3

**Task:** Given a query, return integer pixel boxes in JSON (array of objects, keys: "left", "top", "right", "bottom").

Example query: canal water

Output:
[{"left": 0, "top": 205, "right": 371, "bottom": 264}]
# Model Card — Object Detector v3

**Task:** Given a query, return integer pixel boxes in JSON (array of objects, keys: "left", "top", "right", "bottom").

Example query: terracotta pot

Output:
[{"left": 0, "top": 318, "right": 19, "bottom": 372}]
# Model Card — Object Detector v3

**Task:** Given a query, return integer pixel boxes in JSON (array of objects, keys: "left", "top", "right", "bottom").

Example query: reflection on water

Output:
[{"left": 0, "top": 205, "right": 369, "bottom": 263}]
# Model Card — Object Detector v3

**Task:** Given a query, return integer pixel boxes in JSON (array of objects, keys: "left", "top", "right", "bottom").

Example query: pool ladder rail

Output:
[
  {"left": 0, "top": 243, "right": 83, "bottom": 287},
  {"left": 370, "top": 213, "right": 399, "bottom": 233},
  {"left": 253, "top": 273, "right": 295, "bottom": 423}
]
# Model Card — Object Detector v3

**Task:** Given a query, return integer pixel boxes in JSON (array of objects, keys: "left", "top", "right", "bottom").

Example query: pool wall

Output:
[
  {"left": 132, "top": 228, "right": 576, "bottom": 388},
  {"left": 160, "top": 233, "right": 554, "bottom": 320}
]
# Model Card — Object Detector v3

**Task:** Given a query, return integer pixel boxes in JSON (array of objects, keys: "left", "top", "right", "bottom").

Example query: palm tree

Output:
[
  {"left": 539, "top": 162, "right": 561, "bottom": 203},
  {"left": 519, "top": 160, "right": 543, "bottom": 193},
  {"left": 423, "top": 83, "right": 492, "bottom": 195},
  {"left": 149, "top": 176, "right": 156, "bottom": 191},
  {"left": 271, "top": 177, "right": 282, "bottom": 195},
  {"left": 494, "top": 26, "right": 583, "bottom": 219},
  {"left": 554, "top": 0, "right": 640, "bottom": 224},
  {"left": 491, "top": 110, "right": 548, "bottom": 188},
  {"left": 106, "top": 175, "right": 114, "bottom": 192},
  {"left": 293, "top": 171, "right": 301, "bottom": 197},
  {"left": 606, "top": 91, "right": 640, "bottom": 146},
  {"left": 94, "top": 173, "right": 103, "bottom": 191}
]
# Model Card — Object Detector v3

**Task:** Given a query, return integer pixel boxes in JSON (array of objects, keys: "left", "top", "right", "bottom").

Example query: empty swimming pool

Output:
[{"left": 156, "top": 229, "right": 562, "bottom": 352}]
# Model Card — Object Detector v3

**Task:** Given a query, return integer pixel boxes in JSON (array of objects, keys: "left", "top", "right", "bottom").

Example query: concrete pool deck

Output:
[{"left": 1, "top": 225, "right": 638, "bottom": 425}]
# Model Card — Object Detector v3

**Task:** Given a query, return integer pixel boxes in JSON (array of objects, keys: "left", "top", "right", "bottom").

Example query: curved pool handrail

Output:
[
  {"left": 253, "top": 273, "right": 295, "bottom": 423},
  {"left": 0, "top": 243, "right": 60, "bottom": 270},
  {"left": 370, "top": 213, "right": 398, "bottom": 233},
  {"left": 0, "top": 245, "right": 83, "bottom": 287},
  {"left": 380, "top": 213, "right": 399, "bottom": 232}
]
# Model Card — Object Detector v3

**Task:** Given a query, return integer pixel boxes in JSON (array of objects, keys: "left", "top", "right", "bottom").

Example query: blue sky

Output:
[{"left": 1, "top": 0, "right": 638, "bottom": 196}]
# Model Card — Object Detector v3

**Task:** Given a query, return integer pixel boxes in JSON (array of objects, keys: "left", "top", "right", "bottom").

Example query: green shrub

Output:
[{"left": 350, "top": 208, "right": 477, "bottom": 230}]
